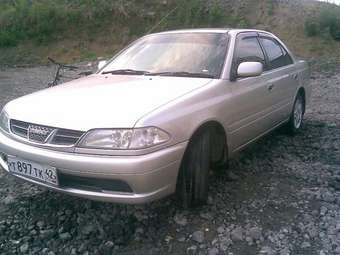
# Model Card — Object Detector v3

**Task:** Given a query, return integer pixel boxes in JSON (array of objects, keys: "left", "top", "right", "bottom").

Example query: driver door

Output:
[{"left": 228, "top": 32, "right": 275, "bottom": 152}]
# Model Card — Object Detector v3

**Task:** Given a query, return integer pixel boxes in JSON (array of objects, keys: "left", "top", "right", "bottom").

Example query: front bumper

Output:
[{"left": 0, "top": 130, "right": 187, "bottom": 204}]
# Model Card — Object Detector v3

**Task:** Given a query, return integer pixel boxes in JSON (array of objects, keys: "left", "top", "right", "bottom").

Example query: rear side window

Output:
[{"left": 260, "top": 37, "right": 293, "bottom": 69}]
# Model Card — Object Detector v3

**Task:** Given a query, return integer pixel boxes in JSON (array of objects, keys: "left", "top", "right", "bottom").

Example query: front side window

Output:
[
  {"left": 232, "top": 35, "right": 266, "bottom": 79},
  {"left": 102, "top": 33, "right": 229, "bottom": 78},
  {"left": 234, "top": 36, "right": 266, "bottom": 64},
  {"left": 260, "top": 37, "right": 293, "bottom": 69}
]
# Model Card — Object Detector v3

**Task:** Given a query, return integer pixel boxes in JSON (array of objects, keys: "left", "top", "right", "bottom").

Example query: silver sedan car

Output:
[{"left": 0, "top": 29, "right": 310, "bottom": 207}]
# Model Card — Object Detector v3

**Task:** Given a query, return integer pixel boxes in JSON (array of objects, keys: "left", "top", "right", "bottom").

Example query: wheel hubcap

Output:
[{"left": 293, "top": 98, "right": 303, "bottom": 129}]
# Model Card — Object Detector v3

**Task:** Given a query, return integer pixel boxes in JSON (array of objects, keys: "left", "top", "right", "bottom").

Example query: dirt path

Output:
[{"left": 0, "top": 64, "right": 339, "bottom": 255}]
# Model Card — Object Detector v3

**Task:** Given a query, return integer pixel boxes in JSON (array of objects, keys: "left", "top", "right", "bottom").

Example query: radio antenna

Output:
[{"left": 147, "top": 6, "right": 179, "bottom": 34}]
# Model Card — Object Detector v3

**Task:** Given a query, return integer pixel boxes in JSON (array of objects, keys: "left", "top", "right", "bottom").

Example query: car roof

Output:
[
  {"left": 153, "top": 28, "right": 230, "bottom": 34},
  {"left": 151, "top": 28, "right": 272, "bottom": 35}
]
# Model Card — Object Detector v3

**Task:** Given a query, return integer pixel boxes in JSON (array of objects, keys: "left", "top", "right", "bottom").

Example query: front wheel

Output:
[
  {"left": 286, "top": 93, "right": 305, "bottom": 135},
  {"left": 176, "top": 130, "right": 211, "bottom": 208}
]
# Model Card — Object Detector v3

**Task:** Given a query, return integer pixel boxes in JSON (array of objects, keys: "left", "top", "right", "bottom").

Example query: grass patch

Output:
[
  {"left": 0, "top": 0, "right": 242, "bottom": 48},
  {"left": 1, "top": 0, "right": 339, "bottom": 65},
  {"left": 0, "top": 0, "right": 134, "bottom": 47}
]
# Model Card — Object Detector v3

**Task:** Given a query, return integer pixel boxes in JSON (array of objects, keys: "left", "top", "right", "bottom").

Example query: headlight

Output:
[
  {"left": 0, "top": 110, "right": 9, "bottom": 133},
  {"left": 78, "top": 127, "right": 170, "bottom": 150}
]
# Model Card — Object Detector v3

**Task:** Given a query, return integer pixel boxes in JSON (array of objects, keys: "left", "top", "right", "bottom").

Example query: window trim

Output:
[{"left": 217, "top": 33, "right": 231, "bottom": 79}]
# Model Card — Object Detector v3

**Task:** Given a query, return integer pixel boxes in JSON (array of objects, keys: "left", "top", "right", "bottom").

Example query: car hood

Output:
[{"left": 5, "top": 74, "right": 212, "bottom": 131}]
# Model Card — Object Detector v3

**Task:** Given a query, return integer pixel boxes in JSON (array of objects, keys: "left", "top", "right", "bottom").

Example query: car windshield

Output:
[{"left": 102, "top": 32, "right": 229, "bottom": 79}]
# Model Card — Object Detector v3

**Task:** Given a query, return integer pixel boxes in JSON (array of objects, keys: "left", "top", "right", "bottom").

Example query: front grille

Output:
[
  {"left": 10, "top": 119, "right": 85, "bottom": 146},
  {"left": 28, "top": 124, "right": 54, "bottom": 143},
  {"left": 52, "top": 129, "right": 85, "bottom": 146},
  {"left": 58, "top": 173, "right": 133, "bottom": 193},
  {"left": 10, "top": 120, "right": 29, "bottom": 138}
]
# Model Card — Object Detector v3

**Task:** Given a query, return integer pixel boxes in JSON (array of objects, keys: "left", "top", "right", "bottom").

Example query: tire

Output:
[
  {"left": 211, "top": 145, "right": 229, "bottom": 175},
  {"left": 286, "top": 93, "right": 305, "bottom": 135},
  {"left": 176, "top": 130, "right": 211, "bottom": 208}
]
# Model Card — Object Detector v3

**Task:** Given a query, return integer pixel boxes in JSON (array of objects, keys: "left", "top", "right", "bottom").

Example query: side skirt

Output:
[{"left": 229, "top": 118, "right": 290, "bottom": 158}]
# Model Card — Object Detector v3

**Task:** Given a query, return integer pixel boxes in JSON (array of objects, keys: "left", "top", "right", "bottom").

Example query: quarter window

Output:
[{"left": 260, "top": 37, "right": 293, "bottom": 69}]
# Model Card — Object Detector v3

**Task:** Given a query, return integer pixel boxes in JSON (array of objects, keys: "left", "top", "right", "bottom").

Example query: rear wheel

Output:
[
  {"left": 286, "top": 93, "right": 305, "bottom": 135},
  {"left": 177, "top": 130, "right": 210, "bottom": 208}
]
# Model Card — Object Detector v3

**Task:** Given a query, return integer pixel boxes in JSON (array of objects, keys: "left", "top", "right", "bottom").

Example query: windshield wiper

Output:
[
  {"left": 102, "top": 69, "right": 151, "bottom": 75},
  {"left": 146, "top": 71, "right": 215, "bottom": 79}
]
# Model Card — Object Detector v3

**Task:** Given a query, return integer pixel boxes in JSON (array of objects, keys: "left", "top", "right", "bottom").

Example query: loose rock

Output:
[{"left": 192, "top": 231, "right": 205, "bottom": 243}]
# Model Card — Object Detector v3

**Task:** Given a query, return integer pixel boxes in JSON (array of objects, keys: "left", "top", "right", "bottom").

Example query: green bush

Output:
[
  {"left": 0, "top": 0, "right": 63, "bottom": 46},
  {"left": 0, "top": 31, "right": 18, "bottom": 47},
  {"left": 319, "top": 6, "right": 336, "bottom": 30},
  {"left": 321, "top": 6, "right": 340, "bottom": 41},
  {"left": 330, "top": 18, "right": 340, "bottom": 41},
  {"left": 305, "top": 5, "right": 340, "bottom": 41},
  {"left": 0, "top": 0, "right": 118, "bottom": 47},
  {"left": 305, "top": 18, "right": 319, "bottom": 37}
]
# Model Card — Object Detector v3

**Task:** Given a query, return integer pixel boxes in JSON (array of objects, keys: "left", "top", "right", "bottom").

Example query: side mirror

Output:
[
  {"left": 97, "top": 60, "right": 108, "bottom": 70},
  {"left": 237, "top": 62, "right": 263, "bottom": 78}
]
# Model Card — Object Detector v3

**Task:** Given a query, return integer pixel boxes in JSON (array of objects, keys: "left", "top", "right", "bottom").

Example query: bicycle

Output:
[{"left": 47, "top": 57, "right": 92, "bottom": 87}]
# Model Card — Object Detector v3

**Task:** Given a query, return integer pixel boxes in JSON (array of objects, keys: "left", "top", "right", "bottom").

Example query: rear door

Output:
[
  {"left": 258, "top": 34, "right": 299, "bottom": 123},
  {"left": 228, "top": 32, "right": 275, "bottom": 151}
]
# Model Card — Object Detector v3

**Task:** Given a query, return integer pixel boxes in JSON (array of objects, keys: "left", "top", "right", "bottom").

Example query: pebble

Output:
[
  {"left": 301, "top": 241, "right": 311, "bottom": 248},
  {"left": 259, "top": 246, "right": 274, "bottom": 255},
  {"left": 81, "top": 224, "right": 96, "bottom": 235},
  {"left": 336, "top": 197, "right": 340, "bottom": 206},
  {"left": 334, "top": 246, "right": 340, "bottom": 254},
  {"left": 20, "top": 243, "right": 29, "bottom": 253},
  {"left": 40, "top": 229, "right": 54, "bottom": 239},
  {"left": 217, "top": 226, "right": 225, "bottom": 234},
  {"left": 279, "top": 247, "right": 290, "bottom": 255},
  {"left": 322, "top": 192, "right": 336, "bottom": 203},
  {"left": 200, "top": 212, "right": 213, "bottom": 220},
  {"left": 208, "top": 247, "right": 219, "bottom": 255},
  {"left": 3, "top": 195, "right": 15, "bottom": 205},
  {"left": 320, "top": 206, "right": 328, "bottom": 216},
  {"left": 187, "top": 245, "right": 197, "bottom": 255},
  {"left": 59, "top": 232, "right": 71, "bottom": 241},
  {"left": 178, "top": 237, "right": 186, "bottom": 242},
  {"left": 192, "top": 231, "right": 205, "bottom": 243},
  {"left": 248, "top": 227, "right": 262, "bottom": 240},
  {"left": 231, "top": 227, "right": 243, "bottom": 242},
  {"left": 174, "top": 214, "right": 188, "bottom": 226},
  {"left": 104, "top": 241, "right": 114, "bottom": 248}
]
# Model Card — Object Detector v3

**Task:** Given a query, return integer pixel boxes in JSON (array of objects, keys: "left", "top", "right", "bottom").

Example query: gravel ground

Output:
[{"left": 0, "top": 62, "right": 339, "bottom": 255}]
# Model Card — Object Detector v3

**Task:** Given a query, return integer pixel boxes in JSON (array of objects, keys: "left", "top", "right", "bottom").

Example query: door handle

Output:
[
  {"left": 267, "top": 84, "right": 274, "bottom": 91},
  {"left": 292, "top": 73, "right": 298, "bottom": 80}
]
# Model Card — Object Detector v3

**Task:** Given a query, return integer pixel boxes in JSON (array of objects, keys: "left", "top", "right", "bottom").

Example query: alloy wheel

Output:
[{"left": 293, "top": 97, "right": 303, "bottom": 129}]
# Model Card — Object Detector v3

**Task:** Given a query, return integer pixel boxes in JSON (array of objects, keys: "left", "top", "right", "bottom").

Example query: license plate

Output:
[{"left": 7, "top": 156, "right": 58, "bottom": 186}]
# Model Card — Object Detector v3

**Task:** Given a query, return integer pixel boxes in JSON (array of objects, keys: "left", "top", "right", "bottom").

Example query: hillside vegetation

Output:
[{"left": 1, "top": 0, "right": 340, "bottom": 65}]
